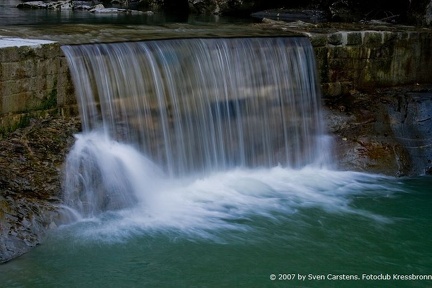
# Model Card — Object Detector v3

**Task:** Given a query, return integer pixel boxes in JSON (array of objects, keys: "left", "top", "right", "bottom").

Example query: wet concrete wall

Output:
[
  {"left": 2, "top": 29, "right": 432, "bottom": 125},
  {"left": 311, "top": 30, "right": 432, "bottom": 96},
  {"left": 0, "top": 38, "right": 74, "bottom": 137}
]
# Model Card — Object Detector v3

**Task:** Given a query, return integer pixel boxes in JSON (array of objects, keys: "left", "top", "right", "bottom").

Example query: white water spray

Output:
[{"left": 60, "top": 37, "right": 394, "bottom": 237}]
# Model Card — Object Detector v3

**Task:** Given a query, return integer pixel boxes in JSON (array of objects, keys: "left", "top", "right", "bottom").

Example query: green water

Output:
[{"left": 0, "top": 173, "right": 431, "bottom": 288}]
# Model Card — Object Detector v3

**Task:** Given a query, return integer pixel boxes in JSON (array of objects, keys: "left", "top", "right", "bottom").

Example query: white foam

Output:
[
  {"left": 0, "top": 37, "right": 56, "bottom": 48},
  {"left": 61, "top": 135, "right": 400, "bottom": 242}
]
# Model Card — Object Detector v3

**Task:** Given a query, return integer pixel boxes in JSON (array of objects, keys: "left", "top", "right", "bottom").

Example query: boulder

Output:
[
  {"left": 17, "top": 0, "right": 73, "bottom": 10},
  {"left": 251, "top": 9, "right": 328, "bottom": 23},
  {"left": 89, "top": 4, "right": 151, "bottom": 13},
  {"left": 16, "top": 1, "right": 48, "bottom": 9}
]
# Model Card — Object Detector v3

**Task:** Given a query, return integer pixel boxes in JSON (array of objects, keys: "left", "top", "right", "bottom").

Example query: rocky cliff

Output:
[{"left": 0, "top": 115, "right": 80, "bottom": 263}]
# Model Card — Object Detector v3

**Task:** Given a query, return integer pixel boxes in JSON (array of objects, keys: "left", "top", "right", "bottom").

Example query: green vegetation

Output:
[
  {"left": 40, "top": 85, "right": 58, "bottom": 111},
  {"left": 0, "top": 114, "right": 31, "bottom": 139},
  {"left": 0, "top": 84, "right": 58, "bottom": 139}
]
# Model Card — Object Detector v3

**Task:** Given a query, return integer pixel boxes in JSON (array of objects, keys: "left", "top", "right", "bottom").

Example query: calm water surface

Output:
[
  {"left": 0, "top": 170, "right": 431, "bottom": 288},
  {"left": 0, "top": 0, "right": 251, "bottom": 26}
]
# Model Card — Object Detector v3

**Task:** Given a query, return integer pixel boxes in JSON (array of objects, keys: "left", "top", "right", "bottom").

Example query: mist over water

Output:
[{"left": 62, "top": 156, "right": 399, "bottom": 243}]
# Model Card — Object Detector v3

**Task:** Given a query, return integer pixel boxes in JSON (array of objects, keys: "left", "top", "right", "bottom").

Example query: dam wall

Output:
[
  {"left": 1, "top": 29, "right": 432, "bottom": 135},
  {"left": 0, "top": 38, "right": 74, "bottom": 137},
  {"left": 311, "top": 30, "right": 432, "bottom": 96}
]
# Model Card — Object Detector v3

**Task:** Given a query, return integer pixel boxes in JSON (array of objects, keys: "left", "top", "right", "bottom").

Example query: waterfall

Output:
[{"left": 61, "top": 37, "right": 331, "bottom": 217}]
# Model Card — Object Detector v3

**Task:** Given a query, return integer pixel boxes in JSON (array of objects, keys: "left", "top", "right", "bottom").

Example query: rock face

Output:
[
  {"left": 387, "top": 91, "right": 432, "bottom": 175},
  {"left": 330, "top": 86, "right": 432, "bottom": 176},
  {"left": 426, "top": 0, "right": 432, "bottom": 25},
  {"left": 325, "top": 86, "right": 432, "bottom": 176},
  {"left": 0, "top": 116, "right": 80, "bottom": 263}
]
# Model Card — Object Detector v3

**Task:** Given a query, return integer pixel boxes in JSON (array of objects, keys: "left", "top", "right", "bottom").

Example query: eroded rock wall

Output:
[{"left": 0, "top": 116, "right": 81, "bottom": 263}]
